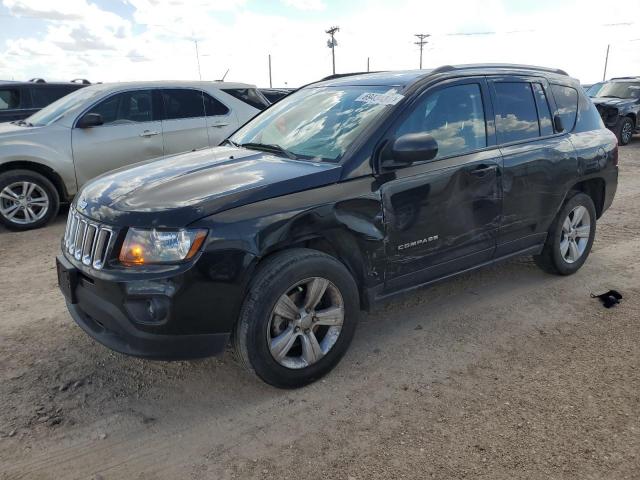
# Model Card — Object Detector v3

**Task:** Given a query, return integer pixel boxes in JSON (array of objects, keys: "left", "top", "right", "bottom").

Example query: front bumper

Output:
[{"left": 57, "top": 254, "right": 234, "bottom": 360}]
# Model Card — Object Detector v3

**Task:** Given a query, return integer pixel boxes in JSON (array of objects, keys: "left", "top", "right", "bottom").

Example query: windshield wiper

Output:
[
  {"left": 13, "top": 119, "right": 33, "bottom": 127},
  {"left": 240, "top": 142, "right": 297, "bottom": 160},
  {"left": 598, "top": 95, "right": 623, "bottom": 99}
]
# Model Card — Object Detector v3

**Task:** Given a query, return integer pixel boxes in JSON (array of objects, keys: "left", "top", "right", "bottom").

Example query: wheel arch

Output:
[
  {"left": 0, "top": 160, "right": 70, "bottom": 202},
  {"left": 568, "top": 177, "right": 606, "bottom": 218}
]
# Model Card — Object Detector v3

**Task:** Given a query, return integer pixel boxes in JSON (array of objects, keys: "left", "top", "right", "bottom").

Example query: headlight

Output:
[{"left": 119, "top": 228, "right": 208, "bottom": 266}]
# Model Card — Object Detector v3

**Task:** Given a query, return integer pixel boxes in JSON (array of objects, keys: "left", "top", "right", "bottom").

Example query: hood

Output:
[
  {"left": 591, "top": 97, "right": 637, "bottom": 109},
  {"left": 77, "top": 146, "right": 343, "bottom": 228},
  {"left": 0, "top": 122, "right": 51, "bottom": 139}
]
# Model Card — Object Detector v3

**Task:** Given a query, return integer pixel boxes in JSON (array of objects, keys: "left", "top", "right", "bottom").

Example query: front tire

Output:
[
  {"left": 234, "top": 248, "right": 360, "bottom": 388},
  {"left": 616, "top": 117, "right": 634, "bottom": 146},
  {"left": 534, "top": 192, "right": 596, "bottom": 275},
  {"left": 0, "top": 170, "right": 60, "bottom": 231}
]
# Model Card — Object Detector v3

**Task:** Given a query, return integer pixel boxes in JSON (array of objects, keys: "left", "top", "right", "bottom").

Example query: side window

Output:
[
  {"left": 550, "top": 84, "right": 578, "bottom": 132},
  {"left": 0, "top": 88, "right": 20, "bottom": 110},
  {"left": 31, "top": 86, "right": 77, "bottom": 108},
  {"left": 396, "top": 83, "right": 487, "bottom": 160},
  {"left": 221, "top": 88, "right": 269, "bottom": 110},
  {"left": 161, "top": 89, "right": 206, "bottom": 119},
  {"left": 494, "top": 82, "right": 540, "bottom": 143},
  {"left": 532, "top": 83, "right": 554, "bottom": 136},
  {"left": 87, "top": 90, "right": 153, "bottom": 125},
  {"left": 203, "top": 93, "right": 230, "bottom": 116}
]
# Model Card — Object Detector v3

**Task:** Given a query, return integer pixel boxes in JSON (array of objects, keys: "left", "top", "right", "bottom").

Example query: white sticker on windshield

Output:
[{"left": 356, "top": 90, "right": 404, "bottom": 106}]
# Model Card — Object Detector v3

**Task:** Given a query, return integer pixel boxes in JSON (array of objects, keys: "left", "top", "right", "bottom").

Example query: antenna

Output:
[{"left": 217, "top": 68, "right": 230, "bottom": 82}]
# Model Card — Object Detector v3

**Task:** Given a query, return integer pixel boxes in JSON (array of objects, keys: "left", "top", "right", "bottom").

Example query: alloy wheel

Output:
[
  {"left": 267, "top": 277, "right": 344, "bottom": 369},
  {"left": 560, "top": 205, "right": 591, "bottom": 264},
  {"left": 622, "top": 121, "right": 633, "bottom": 144},
  {"left": 0, "top": 181, "right": 50, "bottom": 225}
]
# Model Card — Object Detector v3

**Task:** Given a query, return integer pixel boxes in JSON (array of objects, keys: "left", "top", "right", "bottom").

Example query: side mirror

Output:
[
  {"left": 77, "top": 113, "right": 104, "bottom": 128},
  {"left": 382, "top": 133, "right": 438, "bottom": 169},
  {"left": 553, "top": 114, "right": 565, "bottom": 133}
]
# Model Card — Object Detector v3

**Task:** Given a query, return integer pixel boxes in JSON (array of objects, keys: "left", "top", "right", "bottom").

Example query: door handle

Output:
[
  {"left": 139, "top": 130, "right": 160, "bottom": 137},
  {"left": 470, "top": 164, "right": 497, "bottom": 177},
  {"left": 210, "top": 123, "right": 229, "bottom": 128}
]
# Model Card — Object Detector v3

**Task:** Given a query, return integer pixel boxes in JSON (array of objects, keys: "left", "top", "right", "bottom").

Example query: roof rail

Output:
[
  {"left": 432, "top": 63, "right": 569, "bottom": 76},
  {"left": 70, "top": 78, "right": 91, "bottom": 84},
  {"left": 610, "top": 76, "right": 640, "bottom": 80},
  {"left": 320, "top": 71, "right": 383, "bottom": 81},
  {"left": 28, "top": 78, "right": 46, "bottom": 83}
]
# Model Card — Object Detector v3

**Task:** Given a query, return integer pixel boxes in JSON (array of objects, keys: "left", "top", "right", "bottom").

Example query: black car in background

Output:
[
  {"left": 57, "top": 64, "right": 618, "bottom": 388},
  {"left": 589, "top": 77, "right": 640, "bottom": 145},
  {"left": 0, "top": 79, "right": 90, "bottom": 123}
]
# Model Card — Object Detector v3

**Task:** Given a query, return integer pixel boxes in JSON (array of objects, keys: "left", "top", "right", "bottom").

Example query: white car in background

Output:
[{"left": 0, "top": 81, "right": 269, "bottom": 230}]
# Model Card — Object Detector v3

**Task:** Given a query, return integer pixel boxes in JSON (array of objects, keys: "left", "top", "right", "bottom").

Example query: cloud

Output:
[
  {"left": 0, "top": 0, "right": 639, "bottom": 85},
  {"left": 281, "top": 0, "right": 326, "bottom": 11}
]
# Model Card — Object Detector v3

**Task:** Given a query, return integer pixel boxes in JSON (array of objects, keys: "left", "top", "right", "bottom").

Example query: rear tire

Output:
[
  {"left": 0, "top": 170, "right": 60, "bottom": 231},
  {"left": 534, "top": 192, "right": 596, "bottom": 275},
  {"left": 233, "top": 248, "right": 360, "bottom": 388}
]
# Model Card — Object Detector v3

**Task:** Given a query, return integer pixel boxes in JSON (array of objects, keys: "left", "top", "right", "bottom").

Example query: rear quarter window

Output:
[
  {"left": 574, "top": 93, "right": 605, "bottom": 133},
  {"left": 550, "top": 84, "right": 578, "bottom": 132},
  {"left": 222, "top": 88, "right": 269, "bottom": 110},
  {"left": 0, "top": 88, "right": 21, "bottom": 110}
]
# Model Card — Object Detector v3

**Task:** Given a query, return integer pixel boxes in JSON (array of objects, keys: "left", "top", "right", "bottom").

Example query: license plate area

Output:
[{"left": 56, "top": 256, "right": 78, "bottom": 304}]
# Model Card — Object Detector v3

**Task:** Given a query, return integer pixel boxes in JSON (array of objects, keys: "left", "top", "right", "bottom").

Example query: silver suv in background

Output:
[{"left": 0, "top": 81, "right": 269, "bottom": 230}]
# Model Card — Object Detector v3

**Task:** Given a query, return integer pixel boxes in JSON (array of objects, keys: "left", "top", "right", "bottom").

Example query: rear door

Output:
[
  {"left": 488, "top": 76, "right": 578, "bottom": 256},
  {"left": 202, "top": 92, "right": 236, "bottom": 146},
  {"left": 159, "top": 88, "right": 212, "bottom": 154},
  {"left": 380, "top": 77, "right": 503, "bottom": 290},
  {"left": 72, "top": 89, "right": 164, "bottom": 186}
]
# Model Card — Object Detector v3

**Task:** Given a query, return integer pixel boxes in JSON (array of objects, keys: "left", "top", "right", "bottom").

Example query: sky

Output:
[{"left": 0, "top": 0, "right": 639, "bottom": 87}]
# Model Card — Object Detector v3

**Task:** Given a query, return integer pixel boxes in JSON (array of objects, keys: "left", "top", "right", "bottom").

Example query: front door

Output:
[
  {"left": 380, "top": 78, "right": 503, "bottom": 291},
  {"left": 72, "top": 89, "right": 163, "bottom": 187}
]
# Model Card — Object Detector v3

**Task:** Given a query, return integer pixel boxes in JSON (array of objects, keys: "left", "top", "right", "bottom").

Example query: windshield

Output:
[
  {"left": 27, "top": 86, "right": 106, "bottom": 126},
  {"left": 230, "top": 85, "right": 402, "bottom": 162},
  {"left": 586, "top": 83, "right": 603, "bottom": 97},
  {"left": 591, "top": 81, "right": 640, "bottom": 100}
]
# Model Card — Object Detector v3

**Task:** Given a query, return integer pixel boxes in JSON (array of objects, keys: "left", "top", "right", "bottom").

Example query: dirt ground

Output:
[{"left": 1, "top": 139, "right": 639, "bottom": 480}]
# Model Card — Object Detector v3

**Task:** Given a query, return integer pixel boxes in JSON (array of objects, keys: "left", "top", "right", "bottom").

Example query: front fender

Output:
[
  {"left": 190, "top": 177, "right": 386, "bottom": 321},
  {"left": 0, "top": 125, "right": 76, "bottom": 194}
]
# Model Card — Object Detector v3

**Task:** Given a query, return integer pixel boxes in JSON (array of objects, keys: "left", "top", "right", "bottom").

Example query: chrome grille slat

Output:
[{"left": 63, "top": 208, "right": 114, "bottom": 270}]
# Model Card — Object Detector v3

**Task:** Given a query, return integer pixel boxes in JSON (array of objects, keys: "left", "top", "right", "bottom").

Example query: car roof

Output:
[
  {"left": 78, "top": 80, "right": 257, "bottom": 92},
  {"left": 312, "top": 63, "right": 574, "bottom": 89}
]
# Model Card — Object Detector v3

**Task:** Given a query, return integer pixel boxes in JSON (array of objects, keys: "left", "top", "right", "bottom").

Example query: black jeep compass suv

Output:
[{"left": 57, "top": 64, "right": 618, "bottom": 388}]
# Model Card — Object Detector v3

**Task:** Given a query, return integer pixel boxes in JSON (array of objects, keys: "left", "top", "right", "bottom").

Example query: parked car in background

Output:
[
  {"left": 0, "top": 80, "right": 264, "bottom": 230},
  {"left": 0, "top": 78, "right": 90, "bottom": 123},
  {"left": 259, "top": 88, "right": 294, "bottom": 103},
  {"left": 56, "top": 64, "right": 618, "bottom": 388},
  {"left": 589, "top": 76, "right": 640, "bottom": 145}
]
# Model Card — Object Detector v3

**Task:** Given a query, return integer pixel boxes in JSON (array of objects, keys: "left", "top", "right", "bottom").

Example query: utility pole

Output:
[
  {"left": 414, "top": 33, "right": 430, "bottom": 69},
  {"left": 326, "top": 26, "right": 339, "bottom": 75},
  {"left": 602, "top": 44, "right": 610, "bottom": 81},
  {"left": 194, "top": 39, "right": 202, "bottom": 80},
  {"left": 268, "top": 54, "right": 272, "bottom": 88}
]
